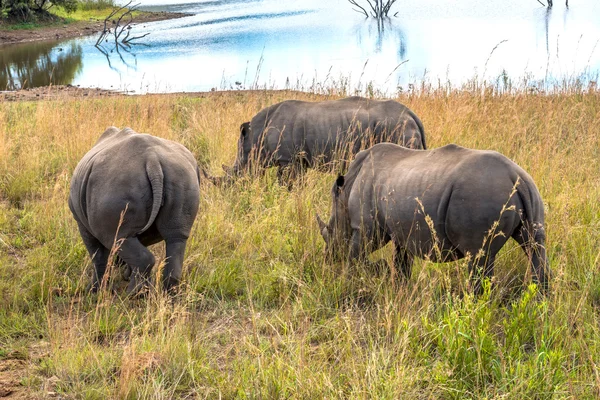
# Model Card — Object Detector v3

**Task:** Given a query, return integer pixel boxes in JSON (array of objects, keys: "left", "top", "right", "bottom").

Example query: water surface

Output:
[{"left": 1, "top": 0, "right": 599, "bottom": 93}]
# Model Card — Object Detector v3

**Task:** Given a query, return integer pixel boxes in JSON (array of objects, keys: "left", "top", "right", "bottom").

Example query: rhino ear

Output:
[
  {"left": 222, "top": 164, "right": 233, "bottom": 175},
  {"left": 336, "top": 175, "right": 345, "bottom": 188},
  {"left": 240, "top": 122, "right": 250, "bottom": 137}
]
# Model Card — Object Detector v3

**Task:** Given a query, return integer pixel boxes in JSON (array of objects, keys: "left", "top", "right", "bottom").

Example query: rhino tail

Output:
[
  {"left": 139, "top": 155, "right": 164, "bottom": 235},
  {"left": 409, "top": 110, "right": 427, "bottom": 150},
  {"left": 514, "top": 176, "right": 544, "bottom": 230},
  {"left": 515, "top": 174, "right": 549, "bottom": 290}
]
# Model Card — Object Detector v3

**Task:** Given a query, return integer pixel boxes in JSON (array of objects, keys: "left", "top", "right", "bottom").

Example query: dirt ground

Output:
[
  {"left": 0, "top": 11, "right": 189, "bottom": 46},
  {"left": 0, "top": 341, "right": 51, "bottom": 399},
  {"left": 0, "top": 85, "right": 300, "bottom": 102},
  {"left": 0, "top": 359, "right": 31, "bottom": 399},
  {"left": 0, "top": 85, "right": 123, "bottom": 102}
]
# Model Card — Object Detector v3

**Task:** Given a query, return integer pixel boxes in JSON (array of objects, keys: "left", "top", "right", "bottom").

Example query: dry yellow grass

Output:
[{"left": 0, "top": 86, "right": 599, "bottom": 398}]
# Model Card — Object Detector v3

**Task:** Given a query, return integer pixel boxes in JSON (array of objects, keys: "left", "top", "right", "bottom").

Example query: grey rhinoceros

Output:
[
  {"left": 69, "top": 127, "right": 201, "bottom": 295},
  {"left": 317, "top": 143, "right": 549, "bottom": 293},
  {"left": 224, "top": 96, "right": 426, "bottom": 180}
]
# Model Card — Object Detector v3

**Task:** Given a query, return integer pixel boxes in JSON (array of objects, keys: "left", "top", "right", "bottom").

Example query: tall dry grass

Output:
[{"left": 0, "top": 85, "right": 599, "bottom": 398}]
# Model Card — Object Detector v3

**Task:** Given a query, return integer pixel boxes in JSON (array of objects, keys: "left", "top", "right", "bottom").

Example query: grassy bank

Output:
[
  {"left": 1, "top": 0, "right": 162, "bottom": 32},
  {"left": 0, "top": 88, "right": 599, "bottom": 398}
]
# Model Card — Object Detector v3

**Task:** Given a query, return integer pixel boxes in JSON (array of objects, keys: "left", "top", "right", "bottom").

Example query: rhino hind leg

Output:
[
  {"left": 77, "top": 223, "right": 109, "bottom": 293},
  {"left": 512, "top": 224, "right": 549, "bottom": 293},
  {"left": 162, "top": 239, "right": 187, "bottom": 293},
  {"left": 117, "top": 237, "right": 156, "bottom": 296}
]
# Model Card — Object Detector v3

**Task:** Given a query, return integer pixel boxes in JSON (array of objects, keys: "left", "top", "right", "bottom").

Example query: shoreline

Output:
[
  {"left": 0, "top": 85, "right": 312, "bottom": 102},
  {"left": 0, "top": 10, "right": 190, "bottom": 46}
]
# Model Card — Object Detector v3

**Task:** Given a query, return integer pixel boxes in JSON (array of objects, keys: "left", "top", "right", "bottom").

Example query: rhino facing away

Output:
[
  {"left": 317, "top": 143, "right": 549, "bottom": 293},
  {"left": 69, "top": 127, "right": 201, "bottom": 295},
  {"left": 225, "top": 96, "right": 426, "bottom": 180}
]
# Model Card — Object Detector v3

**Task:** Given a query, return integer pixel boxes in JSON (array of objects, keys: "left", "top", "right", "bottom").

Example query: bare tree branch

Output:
[
  {"left": 347, "top": 0, "right": 399, "bottom": 19},
  {"left": 96, "top": 1, "right": 150, "bottom": 47},
  {"left": 348, "top": 0, "right": 368, "bottom": 17},
  {"left": 96, "top": 0, "right": 134, "bottom": 46},
  {"left": 123, "top": 32, "right": 150, "bottom": 44}
]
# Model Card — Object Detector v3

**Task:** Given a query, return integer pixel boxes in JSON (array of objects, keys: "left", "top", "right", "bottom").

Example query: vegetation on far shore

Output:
[
  {"left": 0, "top": 0, "right": 148, "bottom": 30},
  {"left": 0, "top": 83, "right": 599, "bottom": 398}
]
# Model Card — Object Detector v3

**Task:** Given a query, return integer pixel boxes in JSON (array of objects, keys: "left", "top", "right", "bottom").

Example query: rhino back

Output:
[
  {"left": 346, "top": 144, "right": 528, "bottom": 255},
  {"left": 251, "top": 97, "right": 423, "bottom": 166}
]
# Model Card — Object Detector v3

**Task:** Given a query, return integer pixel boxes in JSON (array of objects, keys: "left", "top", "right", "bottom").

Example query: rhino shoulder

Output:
[
  {"left": 341, "top": 96, "right": 367, "bottom": 103},
  {"left": 94, "top": 126, "right": 136, "bottom": 146}
]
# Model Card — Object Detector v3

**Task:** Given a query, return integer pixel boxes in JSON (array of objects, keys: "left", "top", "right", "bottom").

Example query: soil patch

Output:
[
  {"left": 0, "top": 359, "right": 31, "bottom": 399},
  {"left": 0, "top": 11, "right": 189, "bottom": 46},
  {"left": 0, "top": 85, "right": 301, "bottom": 102},
  {"left": 0, "top": 85, "right": 121, "bottom": 102}
]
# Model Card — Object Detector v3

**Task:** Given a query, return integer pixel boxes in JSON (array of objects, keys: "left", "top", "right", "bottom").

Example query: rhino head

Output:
[
  {"left": 316, "top": 175, "right": 352, "bottom": 261},
  {"left": 223, "top": 121, "right": 252, "bottom": 177}
]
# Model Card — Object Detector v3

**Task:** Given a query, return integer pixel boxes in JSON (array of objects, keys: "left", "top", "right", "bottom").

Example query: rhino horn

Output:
[
  {"left": 198, "top": 167, "right": 222, "bottom": 186},
  {"left": 316, "top": 213, "right": 327, "bottom": 232},
  {"left": 222, "top": 164, "right": 234, "bottom": 175}
]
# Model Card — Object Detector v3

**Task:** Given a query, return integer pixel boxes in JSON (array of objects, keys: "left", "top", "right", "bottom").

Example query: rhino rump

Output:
[{"left": 69, "top": 127, "right": 200, "bottom": 247}]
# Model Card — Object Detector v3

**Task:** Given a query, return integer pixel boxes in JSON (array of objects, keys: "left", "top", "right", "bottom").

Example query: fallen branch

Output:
[{"left": 95, "top": 1, "right": 149, "bottom": 46}]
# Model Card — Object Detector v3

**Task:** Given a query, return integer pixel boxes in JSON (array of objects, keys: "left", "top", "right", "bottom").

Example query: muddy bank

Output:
[
  {"left": 0, "top": 84, "right": 121, "bottom": 101},
  {"left": 0, "top": 11, "right": 189, "bottom": 46},
  {"left": 0, "top": 85, "right": 308, "bottom": 102}
]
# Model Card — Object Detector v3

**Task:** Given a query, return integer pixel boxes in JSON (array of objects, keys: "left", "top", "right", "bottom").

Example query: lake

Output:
[{"left": 1, "top": 0, "right": 599, "bottom": 93}]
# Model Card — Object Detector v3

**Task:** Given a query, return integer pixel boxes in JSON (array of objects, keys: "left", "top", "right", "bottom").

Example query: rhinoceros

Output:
[
  {"left": 316, "top": 143, "right": 549, "bottom": 293},
  {"left": 224, "top": 96, "right": 426, "bottom": 180},
  {"left": 69, "top": 127, "right": 201, "bottom": 295}
]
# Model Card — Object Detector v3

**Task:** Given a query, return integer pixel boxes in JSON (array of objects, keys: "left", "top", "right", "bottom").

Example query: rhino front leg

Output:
[
  {"left": 348, "top": 229, "right": 364, "bottom": 266},
  {"left": 513, "top": 224, "right": 549, "bottom": 293},
  {"left": 162, "top": 239, "right": 187, "bottom": 292},
  {"left": 77, "top": 222, "right": 109, "bottom": 293},
  {"left": 394, "top": 243, "right": 413, "bottom": 281},
  {"left": 349, "top": 228, "right": 392, "bottom": 275},
  {"left": 118, "top": 237, "right": 156, "bottom": 296},
  {"left": 468, "top": 253, "right": 495, "bottom": 296},
  {"left": 277, "top": 165, "right": 298, "bottom": 189}
]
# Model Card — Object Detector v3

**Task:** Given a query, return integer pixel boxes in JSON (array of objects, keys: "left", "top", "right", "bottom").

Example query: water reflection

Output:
[
  {"left": 354, "top": 17, "right": 406, "bottom": 58},
  {"left": 95, "top": 42, "right": 141, "bottom": 73},
  {"left": 544, "top": 7, "right": 552, "bottom": 54},
  {"left": 0, "top": 41, "right": 83, "bottom": 90}
]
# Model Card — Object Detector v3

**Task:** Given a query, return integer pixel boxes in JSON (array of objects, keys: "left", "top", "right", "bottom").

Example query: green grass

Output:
[
  {"left": 51, "top": 5, "right": 148, "bottom": 23},
  {"left": 76, "top": 0, "right": 115, "bottom": 11},
  {"left": 0, "top": 1, "right": 150, "bottom": 30},
  {"left": 0, "top": 87, "right": 599, "bottom": 398},
  {"left": 2, "top": 21, "right": 45, "bottom": 30}
]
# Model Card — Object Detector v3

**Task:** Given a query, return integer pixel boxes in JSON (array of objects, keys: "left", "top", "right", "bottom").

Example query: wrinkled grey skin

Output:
[
  {"left": 69, "top": 127, "right": 201, "bottom": 295},
  {"left": 317, "top": 143, "right": 549, "bottom": 294},
  {"left": 225, "top": 96, "right": 426, "bottom": 180}
]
